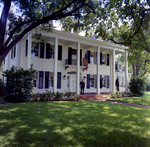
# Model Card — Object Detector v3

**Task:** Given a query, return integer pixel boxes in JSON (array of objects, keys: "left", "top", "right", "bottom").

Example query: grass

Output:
[
  {"left": 0, "top": 101, "right": 150, "bottom": 147},
  {"left": 108, "top": 93, "right": 150, "bottom": 105}
]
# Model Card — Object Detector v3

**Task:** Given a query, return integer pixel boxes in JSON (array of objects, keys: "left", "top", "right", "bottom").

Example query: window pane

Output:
[
  {"left": 33, "top": 71, "right": 38, "bottom": 87},
  {"left": 49, "top": 72, "right": 53, "bottom": 87},
  {"left": 90, "top": 75, "right": 94, "bottom": 87},
  {"left": 50, "top": 45, "right": 54, "bottom": 58},
  {"left": 31, "top": 42, "right": 39, "bottom": 57},
  {"left": 102, "top": 75, "right": 106, "bottom": 87}
]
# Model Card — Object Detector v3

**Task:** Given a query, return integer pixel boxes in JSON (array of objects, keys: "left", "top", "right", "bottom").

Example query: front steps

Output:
[{"left": 79, "top": 94, "right": 110, "bottom": 101}]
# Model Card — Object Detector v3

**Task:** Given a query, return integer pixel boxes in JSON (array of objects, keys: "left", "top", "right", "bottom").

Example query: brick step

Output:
[{"left": 79, "top": 94, "right": 109, "bottom": 100}]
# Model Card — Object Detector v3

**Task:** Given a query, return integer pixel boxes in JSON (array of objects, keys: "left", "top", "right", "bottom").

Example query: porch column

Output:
[
  {"left": 125, "top": 51, "right": 128, "bottom": 92},
  {"left": 53, "top": 37, "right": 58, "bottom": 93},
  {"left": 97, "top": 46, "right": 100, "bottom": 94},
  {"left": 112, "top": 50, "right": 115, "bottom": 92},
  {"left": 26, "top": 33, "right": 32, "bottom": 69},
  {"left": 7, "top": 51, "right": 10, "bottom": 70},
  {"left": 76, "top": 42, "right": 80, "bottom": 95}
]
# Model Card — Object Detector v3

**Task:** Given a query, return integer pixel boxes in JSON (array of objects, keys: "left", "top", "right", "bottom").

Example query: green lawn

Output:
[
  {"left": 108, "top": 93, "right": 150, "bottom": 105},
  {"left": 0, "top": 101, "right": 150, "bottom": 147}
]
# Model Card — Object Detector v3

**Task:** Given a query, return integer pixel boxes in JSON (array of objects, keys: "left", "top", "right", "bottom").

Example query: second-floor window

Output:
[{"left": 31, "top": 42, "right": 39, "bottom": 57}]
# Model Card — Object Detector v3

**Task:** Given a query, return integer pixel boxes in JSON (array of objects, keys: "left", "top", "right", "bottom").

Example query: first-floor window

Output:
[
  {"left": 120, "top": 76, "right": 123, "bottom": 87},
  {"left": 90, "top": 75, "right": 95, "bottom": 87},
  {"left": 49, "top": 72, "right": 53, "bottom": 87},
  {"left": 33, "top": 71, "right": 38, "bottom": 87},
  {"left": 102, "top": 75, "right": 107, "bottom": 87}
]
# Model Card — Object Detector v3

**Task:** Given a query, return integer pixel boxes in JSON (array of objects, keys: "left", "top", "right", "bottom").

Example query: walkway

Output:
[{"left": 79, "top": 94, "right": 150, "bottom": 108}]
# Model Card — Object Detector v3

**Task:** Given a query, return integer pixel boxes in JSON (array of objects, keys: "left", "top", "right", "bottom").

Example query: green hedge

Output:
[{"left": 129, "top": 76, "right": 146, "bottom": 97}]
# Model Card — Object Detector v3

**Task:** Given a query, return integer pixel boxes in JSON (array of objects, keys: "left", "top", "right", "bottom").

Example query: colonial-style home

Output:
[{"left": 3, "top": 28, "right": 129, "bottom": 94}]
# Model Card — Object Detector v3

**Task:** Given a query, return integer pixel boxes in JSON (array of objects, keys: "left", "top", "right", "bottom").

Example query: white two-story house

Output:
[{"left": 3, "top": 28, "right": 129, "bottom": 94}]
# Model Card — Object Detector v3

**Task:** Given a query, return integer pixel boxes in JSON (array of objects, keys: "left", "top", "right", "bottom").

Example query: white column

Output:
[
  {"left": 53, "top": 37, "right": 58, "bottom": 93},
  {"left": 27, "top": 33, "right": 32, "bottom": 69},
  {"left": 7, "top": 52, "right": 10, "bottom": 70},
  {"left": 110, "top": 54, "right": 112, "bottom": 91},
  {"left": 97, "top": 46, "right": 100, "bottom": 94},
  {"left": 76, "top": 42, "right": 80, "bottom": 95},
  {"left": 125, "top": 51, "right": 128, "bottom": 92},
  {"left": 112, "top": 50, "right": 115, "bottom": 92}
]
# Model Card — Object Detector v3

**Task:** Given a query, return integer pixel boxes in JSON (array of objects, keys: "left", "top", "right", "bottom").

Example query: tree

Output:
[
  {"left": 0, "top": 0, "right": 95, "bottom": 65},
  {"left": 61, "top": 0, "right": 150, "bottom": 53}
]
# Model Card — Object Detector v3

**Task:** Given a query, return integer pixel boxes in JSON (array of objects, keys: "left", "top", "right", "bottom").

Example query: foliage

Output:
[
  {"left": 0, "top": 0, "right": 95, "bottom": 65},
  {"left": 110, "top": 91, "right": 122, "bottom": 98},
  {"left": 3, "top": 65, "right": 35, "bottom": 102},
  {"left": 30, "top": 90, "right": 79, "bottom": 102},
  {"left": 0, "top": 80, "right": 4, "bottom": 97},
  {"left": 129, "top": 76, "right": 146, "bottom": 97}
]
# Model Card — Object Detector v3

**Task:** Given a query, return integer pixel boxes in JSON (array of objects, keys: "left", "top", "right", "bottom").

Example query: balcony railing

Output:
[{"left": 65, "top": 59, "right": 85, "bottom": 66}]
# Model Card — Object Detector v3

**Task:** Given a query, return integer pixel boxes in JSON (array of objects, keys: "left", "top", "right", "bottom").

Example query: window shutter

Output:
[
  {"left": 40, "top": 42, "right": 45, "bottom": 58},
  {"left": 58, "top": 45, "right": 62, "bottom": 60},
  {"left": 14, "top": 46, "right": 16, "bottom": 58},
  {"left": 45, "top": 71, "right": 49, "bottom": 88},
  {"left": 25, "top": 40, "right": 28, "bottom": 57},
  {"left": 107, "top": 54, "right": 109, "bottom": 66},
  {"left": 87, "top": 74, "right": 90, "bottom": 89},
  {"left": 39, "top": 71, "right": 44, "bottom": 89},
  {"left": 57, "top": 72, "right": 61, "bottom": 89},
  {"left": 100, "top": 53, "right": 102, "bottom": 65},
  {"left": 95, "top": 52, "right": 97, "bottom": 64},
  {"left": 95, "top": 75, "right": 97, "bottom": 88},
  {"left": 87, "top": 50, "right": 90, "bottom": 64},
  {"left": 107, "top": 75, "right": 109, "bottom": 88},
  {"left": 80, "top": 49, "right": 82, "bottom": 66},
  {"left": 100, "top": 75, "right": 102, "bottom": 89},
  {"left": 11, "top": 48, "right": 13, "bottom": 59},
  {"left": 46, "top": 43, "right": 50, "bottom": 59},
  {"left": 68, "top": 47, "right": 72, "bottom": 65}
]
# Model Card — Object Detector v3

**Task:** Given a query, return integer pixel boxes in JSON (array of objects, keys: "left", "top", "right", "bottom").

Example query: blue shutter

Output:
[
  {"left": 87, "top": 50, "right": 91, "bottom": 64},
  {"left": 45, "top": 71, "right": 49, "bottom": 88},
  {"left": 107, "top": 54, "right": 109, "bottom": 66},
  {"left": 25, "top": 40, "right": 28, "bottom": 57},
  {"left": 100, "top": 53, "right": 102, "bottom": 65},
  {"left": 95, "top": 75, "right": 97, "bottom": 88},
  {"left": 39, "top": 71, "right": 44, "bottom": 89},
  {"left": 58, "top": 45, "right": 62, "bottom": 60},
  {"left": 57, "top": 72, "right": 61, "bottom": 89},
  {"left": 80, "top": 49, "right": 82, "bottom": 66},
  {"left": 40, "top": 42, "right": 45, "bottom": 58},
  {"left": 68, "top": 47, "right": 72, "bottom": 65},
  {"left": 46, "top": 43, "right": 50, "bottom": 59},
  {"left": 14, "top": 46, "right": 16, "bottom": 58},
  {"left": 107, "top": 75, "right": 110, "bottom": 88},
  {"left": 100, "top": 75, "right": 102, "bottom": 89},
  {"left": 87, "top": 74, "right": 90, "bottom": 89}
]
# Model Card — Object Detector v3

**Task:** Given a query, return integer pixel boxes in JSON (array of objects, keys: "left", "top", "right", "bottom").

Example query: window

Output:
[
  {"left": 49, "top": 72, "right": 53, "bottom": 87},
  {"left": 119, "top": 64, "right": 121, "bottom": 70},
  {"left": 67, "top": 76, "right": 69, "bottom": 87},
  {"left": 102, "top": 54, "right": 106, "bottom": 64},
  {"left": 90, "top": 75, "right": 95, "bottom": 87},
  {"left": 120, "top": 76, "right": 123, "bottom": 87},
  {"left": 31, "top": 42, "right": 39, "bottom": 57},
  {"left": 102, "top": 75, "right": 107, "bottom": 87},
  {"left": 11, "top": 46, "right": 16, "bottom": 59},
  {"left": 33, "top": 71, "right": 38, "bottom": 87},
  {"left": 90, "top": 52, "right": 96, "bottom": 64},
  {"left": 50, "top": 45, "right": 54, "bottom": 58}
]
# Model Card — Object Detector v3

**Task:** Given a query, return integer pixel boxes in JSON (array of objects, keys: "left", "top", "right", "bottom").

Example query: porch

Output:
[{"left": 79, "top": 93, "right": 110, "bottom": 101}]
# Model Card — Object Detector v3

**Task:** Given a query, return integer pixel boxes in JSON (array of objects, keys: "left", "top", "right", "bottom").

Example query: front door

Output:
[{"left": 70, "top": 75, "right": 76, "bottom": 92}]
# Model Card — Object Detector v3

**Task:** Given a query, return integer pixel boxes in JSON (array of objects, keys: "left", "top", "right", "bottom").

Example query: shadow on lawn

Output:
[{"left": 0, "top": 101, "right": 150, "bottom": 147}]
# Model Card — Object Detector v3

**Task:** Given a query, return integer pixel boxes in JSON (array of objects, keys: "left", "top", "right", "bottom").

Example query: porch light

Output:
[
  {"left": 63, "top": 75, "right": 66, "bottom": 80},
  {"left": 83, "top": 76, "right": 86, "bottom": 79}
]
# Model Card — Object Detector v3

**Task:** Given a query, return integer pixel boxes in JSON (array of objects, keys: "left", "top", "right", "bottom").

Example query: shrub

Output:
[
  {"left": 129, "top": 76, "right": 146, "bottom": 97},
  {"left": 3, "top": 65, "right": 35, "bottom": 102}
]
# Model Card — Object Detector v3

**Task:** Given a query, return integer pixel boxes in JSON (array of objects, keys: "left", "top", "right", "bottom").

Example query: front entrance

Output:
[{"left": 69, "top": 75, "right": 76, "bottom": 92}]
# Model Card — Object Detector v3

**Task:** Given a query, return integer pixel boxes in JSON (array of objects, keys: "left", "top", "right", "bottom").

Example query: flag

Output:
[{"left": 82, "top": 52, "right": 88, "bottom": 70}]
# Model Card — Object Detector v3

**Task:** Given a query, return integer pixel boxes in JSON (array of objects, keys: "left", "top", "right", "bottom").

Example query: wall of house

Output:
[{"left": 3, "top": 29, "right": 127, "bottom": 94}]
